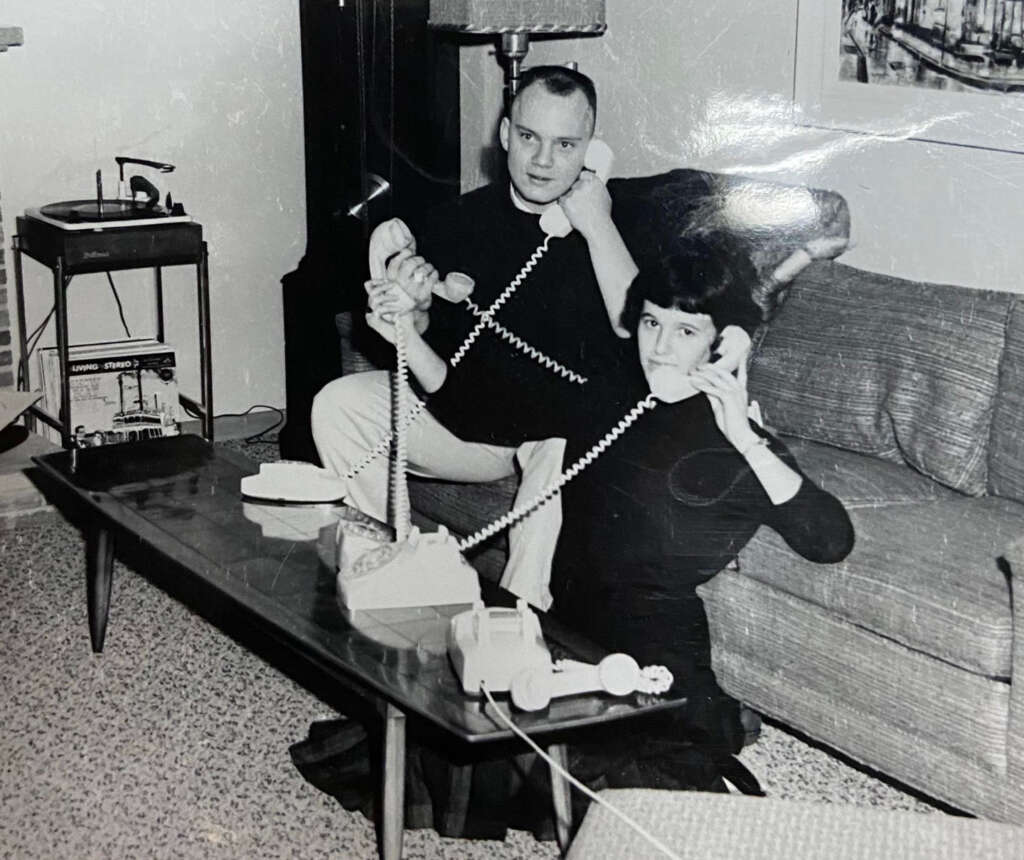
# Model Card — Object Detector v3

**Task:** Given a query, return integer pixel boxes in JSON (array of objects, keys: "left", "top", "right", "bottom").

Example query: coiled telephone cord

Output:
[
  {"left": 345, "top": 235, "right": 577, "bottom": 484},
  {"left": 390, "top": 323, "right": 412, "bottom": 541},
  {"left": 464, "top": 298, "right": 588, "bottom": 385},
  {"left": 339, "top": 398, "right": 425, "bottom": 483},
  {"left": 458, "top": 394, "right": 659, "bottom": 553},
  {"left": 448, "top": 237, "right": 552, "bottom": 368}
]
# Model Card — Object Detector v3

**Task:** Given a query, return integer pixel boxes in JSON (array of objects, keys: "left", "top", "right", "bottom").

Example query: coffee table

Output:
[{"left": 34, "top": 435, "right": 688, "bottom": 858}]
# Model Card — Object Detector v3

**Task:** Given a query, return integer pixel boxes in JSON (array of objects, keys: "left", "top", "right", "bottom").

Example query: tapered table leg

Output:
[
  {"left": 86, "top": 527, "right": 114, "bottom": 653},
  {"left": 549, "top": 742, "right": 572, "bottom": 852},
  {"left": 380, "top": 703, "right": 406, "bottom": 860}
]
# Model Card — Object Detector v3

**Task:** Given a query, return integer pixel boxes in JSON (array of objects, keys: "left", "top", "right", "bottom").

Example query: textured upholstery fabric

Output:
[
  {"left": 778, "top": 436, "right": 962, "bottom": 508},
  {"left": 335, "top": 311, "right": 378, "bottom": 377},
  {"left": 568, "top": 790, "right": 1024, "bottom": 860},
  {"left": 738, "top": 490, "right": 1019, "bottom": 679},
  {"left": 698, "top": 572, "right": 1014, "bottom": 813},
  {"left": 989, "top": 297, "right": 1024, "bottom": 504},
  {"left": 748, "top": 261, "right": 1012, "bottom": 496}
]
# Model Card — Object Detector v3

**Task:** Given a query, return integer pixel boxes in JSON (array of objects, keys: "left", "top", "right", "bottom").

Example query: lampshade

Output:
[{"left": 428, "top": 0, "right": 606, "bottom": 34}]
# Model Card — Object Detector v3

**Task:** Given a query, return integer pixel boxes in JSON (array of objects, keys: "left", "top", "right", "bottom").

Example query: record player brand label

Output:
[{"left": 83, "top": 251, "right": 111, "bottom": 259}]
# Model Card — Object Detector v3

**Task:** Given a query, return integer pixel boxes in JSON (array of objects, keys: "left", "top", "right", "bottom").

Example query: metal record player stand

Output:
[{"left": 12, "top": 215, "right": 213, "bottom": 447}]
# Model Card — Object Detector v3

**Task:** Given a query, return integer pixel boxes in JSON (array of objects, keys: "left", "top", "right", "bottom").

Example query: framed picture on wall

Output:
[{"left": 794, "top": 1, "right": 1024, "bottom": 154}]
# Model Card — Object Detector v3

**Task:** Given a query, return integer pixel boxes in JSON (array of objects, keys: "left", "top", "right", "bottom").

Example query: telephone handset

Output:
[{"left": 538, "top": 138, "right": 615, "bottom": 239}]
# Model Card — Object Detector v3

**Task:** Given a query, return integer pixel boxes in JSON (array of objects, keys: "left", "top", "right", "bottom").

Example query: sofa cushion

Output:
[
  {"left": 737, "top": 444, "right": 1018, "bottom": 677},
  {"left": 779, "top": 436, "right": 962, "bottom": 508},
  {"left": 407, "top": 474, "right": 516, "bottom": 538},
  {"left": 989, "top": 297, "right": 1024, "bottom": 504},
  {"left": 749, "top": 261, "right": 1012, "bottom": 496}
]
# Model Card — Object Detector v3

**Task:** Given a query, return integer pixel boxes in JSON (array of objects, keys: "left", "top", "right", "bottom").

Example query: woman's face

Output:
[{"left": 637, "top": 300, "right": 717, "bottom": 400}]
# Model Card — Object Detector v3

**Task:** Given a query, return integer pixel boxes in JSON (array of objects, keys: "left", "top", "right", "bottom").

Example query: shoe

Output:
[{"left": 739, "top": 705, "right": 762, "bottom": 748}]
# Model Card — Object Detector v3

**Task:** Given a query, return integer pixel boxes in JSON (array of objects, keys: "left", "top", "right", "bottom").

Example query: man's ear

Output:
[{"left": 499, "top": 116, "right": 510, "bottom": 153}]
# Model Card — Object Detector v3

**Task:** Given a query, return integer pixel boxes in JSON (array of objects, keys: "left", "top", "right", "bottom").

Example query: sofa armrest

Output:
[{"left": 609, "top": 168, "right": 851, "bottom": 321}]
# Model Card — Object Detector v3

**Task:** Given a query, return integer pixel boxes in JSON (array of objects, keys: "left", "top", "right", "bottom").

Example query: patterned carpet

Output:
[{"left": 0, "top": 437, "right": 944, "bottom": 859}]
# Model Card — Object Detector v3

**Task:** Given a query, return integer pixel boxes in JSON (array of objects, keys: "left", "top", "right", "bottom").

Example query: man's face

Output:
[
  {"left": 499, "top": 83, "right": 594, "bottom": 211},
  {"left": 637, "top": 300, "right": 717, "bottom": 392}
]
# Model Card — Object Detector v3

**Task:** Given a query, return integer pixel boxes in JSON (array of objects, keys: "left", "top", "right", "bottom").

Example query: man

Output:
[
  {"left": 314, "top": 68, "right": 631, "bottom": 489},
  {"left": 311, "top": 66, "right": 743, "bottom": 591}
]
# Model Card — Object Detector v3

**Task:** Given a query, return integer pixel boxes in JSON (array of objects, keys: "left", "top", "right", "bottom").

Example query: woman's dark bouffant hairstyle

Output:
[{"left": 620, "top": 236, "right": 762, "bottom": 337}]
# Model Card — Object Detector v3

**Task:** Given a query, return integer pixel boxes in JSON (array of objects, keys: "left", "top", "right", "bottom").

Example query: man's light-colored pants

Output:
[{"left": 311, "top": 370, "right": 563, "bottom": 609}]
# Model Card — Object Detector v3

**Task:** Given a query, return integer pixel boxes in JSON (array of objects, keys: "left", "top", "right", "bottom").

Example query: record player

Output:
[
  {"left": 25, "top": 156, "right": 193, "bottom": 231},
  {"left": 13, "top": 156, "right": 213, "bottom": 447},
  {"left": 17, "top": 157, "right": 202, "bottom": 272}
]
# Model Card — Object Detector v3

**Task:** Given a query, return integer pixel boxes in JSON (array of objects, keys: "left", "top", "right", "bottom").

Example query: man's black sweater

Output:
[{"left": 410, "top": 182, "right": 630, "bottom": 447}]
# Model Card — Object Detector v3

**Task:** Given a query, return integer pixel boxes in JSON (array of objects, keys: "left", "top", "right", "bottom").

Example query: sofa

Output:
[
  {"left": 334, "top": 168, "right": 1024, "bottom": 822},
  {"left": 697, "top": 258, "right": 1024, "bottom": 824}
]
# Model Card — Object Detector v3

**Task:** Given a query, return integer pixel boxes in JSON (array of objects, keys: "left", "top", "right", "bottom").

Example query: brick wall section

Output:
[{"left": 0, "top": 194, "right": 11, "bottom": 389}]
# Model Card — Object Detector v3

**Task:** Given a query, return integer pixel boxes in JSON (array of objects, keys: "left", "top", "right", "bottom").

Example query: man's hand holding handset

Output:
[{"left": 556, "top": 166, "right": 614, "bottom": 243}]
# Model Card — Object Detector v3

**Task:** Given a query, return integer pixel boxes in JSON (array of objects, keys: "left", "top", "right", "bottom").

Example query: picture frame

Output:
[{"left": 793, "top": 2, "right": 1024, "bottom": 154}]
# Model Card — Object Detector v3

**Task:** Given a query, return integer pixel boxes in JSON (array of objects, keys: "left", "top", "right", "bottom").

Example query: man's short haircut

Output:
[
  {"left": 621, "top": 235, "right": 762, "bottom": 336},
  {"left": 511, "top": 65, "right": 597, "bottom": 127}
]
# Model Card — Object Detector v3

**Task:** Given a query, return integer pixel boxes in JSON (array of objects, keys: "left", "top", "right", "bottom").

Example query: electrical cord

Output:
[
  {"left": 17, "top": 268, "right": 130, "bottom": 390},
  {"left": 480, "top": 683, "right": 683, "bottom": 860},
  {"left": 16, "top": 304, "right": 56, "bottom": 390},
  {"left": 106, "top": 272, "right": 132, "bottom": 339},
  {"left": 180, "top": 403, "right": 286, "bottom": 444}
]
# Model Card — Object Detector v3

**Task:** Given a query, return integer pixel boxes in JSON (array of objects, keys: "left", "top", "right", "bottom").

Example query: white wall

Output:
[
  {"left": 0, "top": 0, "right": 305, "bottom": 414},
  {"left": 460, "top": 1, "right": 1024, "bottom": 294}
]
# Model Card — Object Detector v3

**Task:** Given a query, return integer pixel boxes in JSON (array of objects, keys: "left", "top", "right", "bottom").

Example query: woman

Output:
[{"left": 547, "top": 237, "right": 854, "bottom": 786}]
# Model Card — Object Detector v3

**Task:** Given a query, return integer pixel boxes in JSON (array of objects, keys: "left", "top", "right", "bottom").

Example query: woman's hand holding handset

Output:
[
  {"left": 689, "top": 340, "right": 803, "bottom": 504},
  {"left": 688, "top": 342, "right": 762, "bottom": 453}
]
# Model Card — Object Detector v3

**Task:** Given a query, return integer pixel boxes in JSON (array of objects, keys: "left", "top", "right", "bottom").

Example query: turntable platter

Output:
[{"left": 39, "top": 199, "right": 171, "bottom": 224}]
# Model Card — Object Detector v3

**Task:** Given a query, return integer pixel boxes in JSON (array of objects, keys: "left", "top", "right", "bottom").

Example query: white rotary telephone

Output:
[{"left": 447, "top": 599, "right": 673, "bottom": 711}]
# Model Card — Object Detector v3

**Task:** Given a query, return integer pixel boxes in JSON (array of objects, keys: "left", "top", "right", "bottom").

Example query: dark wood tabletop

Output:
[{"left": 34, "top": 434, "right": 687, "bottom": 745}]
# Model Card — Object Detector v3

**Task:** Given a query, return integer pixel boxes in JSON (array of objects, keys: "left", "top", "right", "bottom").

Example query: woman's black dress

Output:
[{"left": 291, "top": 367, "right": 853, "bottom": 840}]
